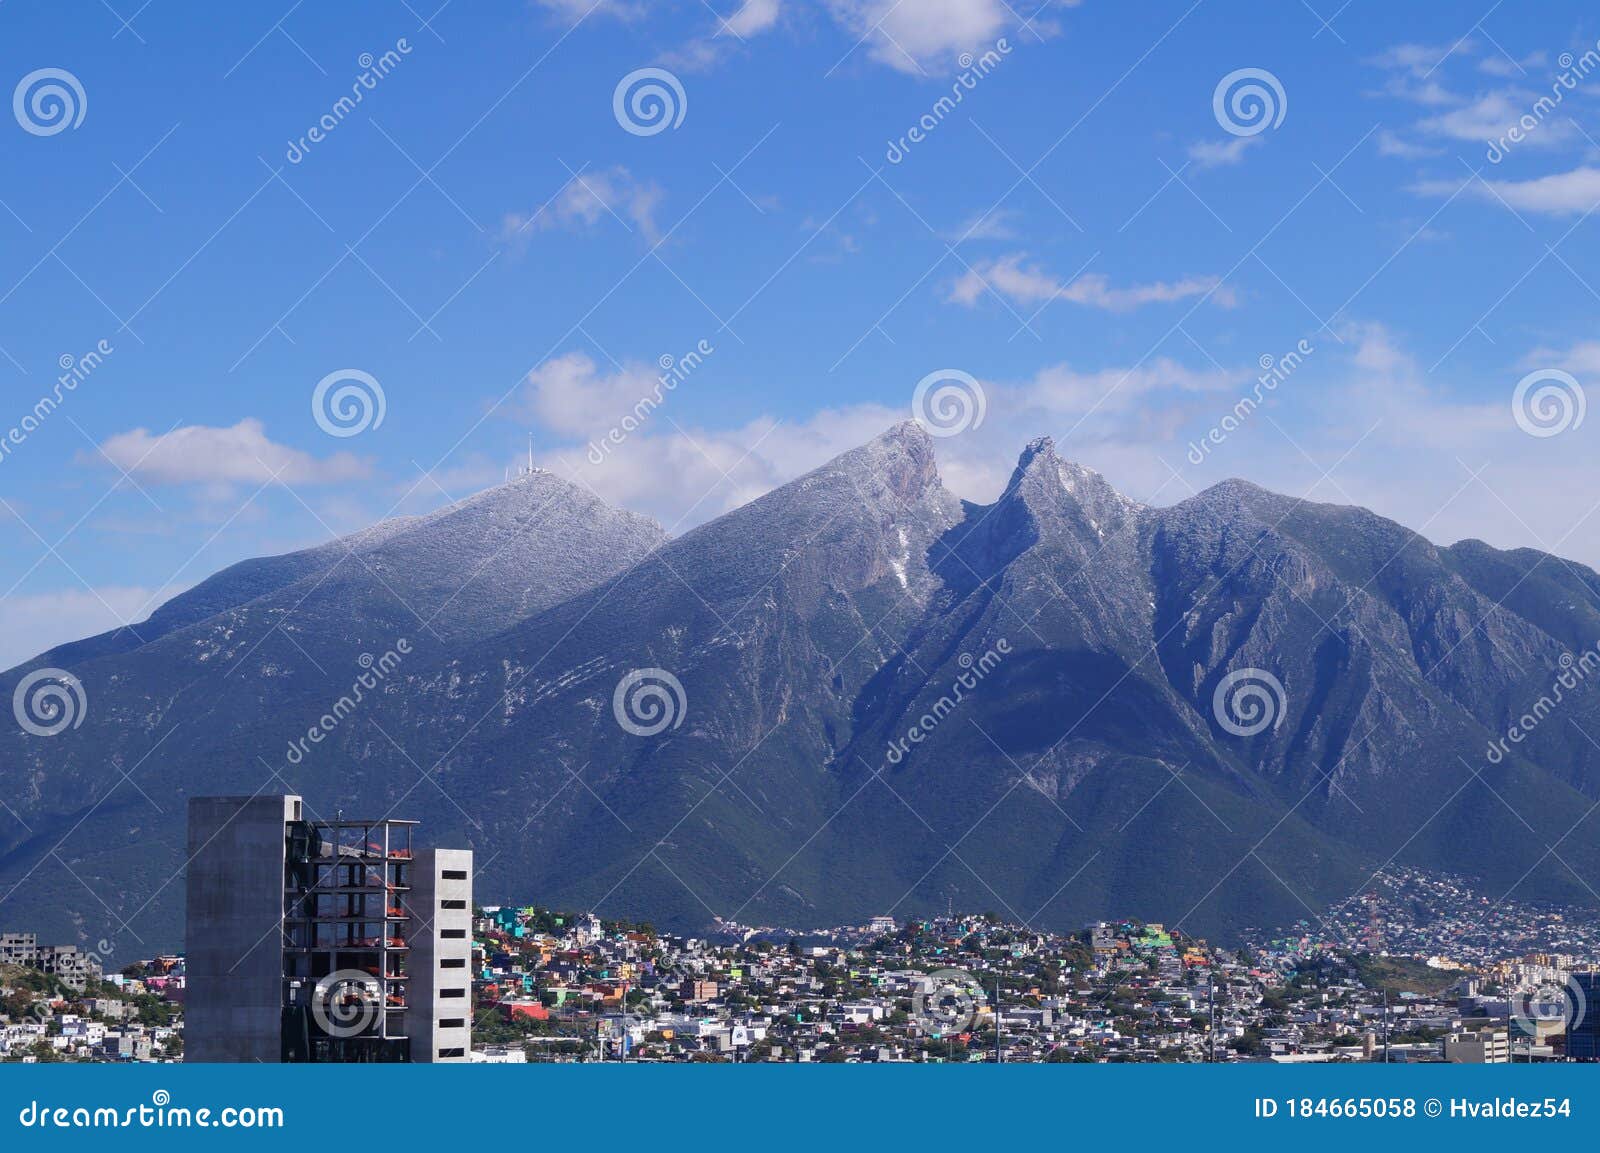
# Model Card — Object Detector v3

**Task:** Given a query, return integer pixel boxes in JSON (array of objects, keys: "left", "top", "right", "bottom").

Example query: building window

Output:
[
  {"left": 441, "top": 870, "right": 467, "bottom": 880},
  {"left": 441, "top": 958, "right": 465, "bottom": 968},
  {"left": 437, "top": 1047, "right": 465, "bottom": 1058},
  {"left": 440, "top": 1019, "right": 465, "bottom": 1029},
  {"left": 441, "top": 929, "right": 466, "bottom": 939},
  {"left": 441, "top": 988, "right": 466, "bottom": 999},
  {"left": 441, "top": 899, "right": 466, "bottom": 910}
]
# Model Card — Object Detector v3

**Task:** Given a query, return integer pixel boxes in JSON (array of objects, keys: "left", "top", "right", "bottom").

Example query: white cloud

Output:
[
  {"left": 1375, "top": 129, "right": 1442, "bottom": 159},
  {"left": 539, "top": 405, "right": 908, "bottom": 529},
  {"left": 476, "top": 322, "right": 1600, "bottom": 575},
  {"left": 465, "top": 316, "right": 1600, "bottom": 588},
  {"left": 514, "top": 353, "right": 897, "bottom": 526},
  {"left": 503, "top": 347, "right": 1256, "bottom": 528},
  {"left": 947, "top": 253, "right": 1234, "bottom": 312},
  {"left": 531, "top": 0, "right": 645, "bottom": 23},
  {"left": 89, "top": 420, "right": 370, "bottom": 488},
  {"left": 947, "top": 252, "right": 1055, "bottom": 305},
  {"left": 521, "top": 351, "right": 667, "bottom": 439},
  {"left": 1414, "top": 166, "right": 1600, "bottom": 216},
  {"left": 724, "top": 0, "right": 782, "bottom": 36},
  {"left": 1368, "top": 40, "right": 1476, "bottom": 78},
  {"left": 1479, "top": 51, "right": 1546, "bottom": 78},
  {"left": 825, "top": 0, "right": 1020, "bottom": 74},
  {"left": 1133, "top": 321, "right": 1600, "bottom": 573},
  {"left": 0, "top": 584, "right": 188, "bottom": 671},
  {"left": 1384, "top": 76, "right": 1459, "bottom": 106},
  {"left": 1187, "top": 137, "right": 1260, "bottom": 169},
  {"left": 1418, "top": 89, "right": 1576, "bottom": 148},
  {"left": 665, "top": 0, "right": 785, "bottom": 71},
  {"left": 946, "top": 207, "right": 1020, "bottom": 242},
  {"left": 542, "top": 0, "right": 1047, "bottom": 76},
  {"left": 501, "top": 167, "right": 663, "bottom": 246},
  {"left": 1366, "top": 45, "right": 1467, "bottom": 107},
  {"left": 1024, "top": 359, "right": 1235, "bottom": 413},
  {"left": 1522, "top": 339, "right": 1600, "bottom": 375}
]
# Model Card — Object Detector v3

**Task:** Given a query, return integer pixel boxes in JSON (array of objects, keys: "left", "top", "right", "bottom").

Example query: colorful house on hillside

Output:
[
  {"left": 490, "top": 908, "right": 525, "bottom": 938},
  {"left": 498, "top": 1000, "right": 550, "bottom": 1022},
  {"left": 1137, "top": 925, "right": 1174, "bottom": 951}
]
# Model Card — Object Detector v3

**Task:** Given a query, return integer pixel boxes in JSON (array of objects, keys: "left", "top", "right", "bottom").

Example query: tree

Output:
[{"left": 26, "top": 1040, "right": 62, "bottom": 1063}]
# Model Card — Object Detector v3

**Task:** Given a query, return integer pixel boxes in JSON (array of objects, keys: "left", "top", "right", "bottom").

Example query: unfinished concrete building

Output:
[{"left": 184, "top": 794, "right": 473, "bottom": 1063}]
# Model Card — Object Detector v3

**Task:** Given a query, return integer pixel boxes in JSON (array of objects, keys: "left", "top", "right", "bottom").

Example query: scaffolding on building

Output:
[{"left": 280, "top": 817, "right": 418, "bottom": 1062}]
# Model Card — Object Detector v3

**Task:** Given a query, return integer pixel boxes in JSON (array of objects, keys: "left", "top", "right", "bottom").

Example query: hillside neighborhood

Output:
[{"left": 4, "top": 865, "right": 1598, "bottom": 1064}]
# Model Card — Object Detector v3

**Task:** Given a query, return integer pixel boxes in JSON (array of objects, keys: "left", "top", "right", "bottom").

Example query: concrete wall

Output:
[
  {"left": 408, "top": 848, "right": 473, "bottom": 1063},
  {"left": 183, "top": 795, "right": 297, "bottom": 1062},
  {"left": 0, "top": 932, "right": 37, "bottom": 965}
]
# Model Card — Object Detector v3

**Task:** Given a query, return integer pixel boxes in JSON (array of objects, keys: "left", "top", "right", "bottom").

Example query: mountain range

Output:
[{"left": 5, "top": 421, "right": 1600, "bottom": 952}]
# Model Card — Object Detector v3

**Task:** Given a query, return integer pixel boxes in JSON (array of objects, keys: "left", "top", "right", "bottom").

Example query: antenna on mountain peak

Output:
[{"left": 512, "top": 434, "right": 536, "bottom": 480}]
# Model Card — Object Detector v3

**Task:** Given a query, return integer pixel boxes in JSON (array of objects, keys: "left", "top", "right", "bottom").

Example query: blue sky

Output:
[{"left": 2, "top": 0, "right": 1600, "bottom": 667}]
